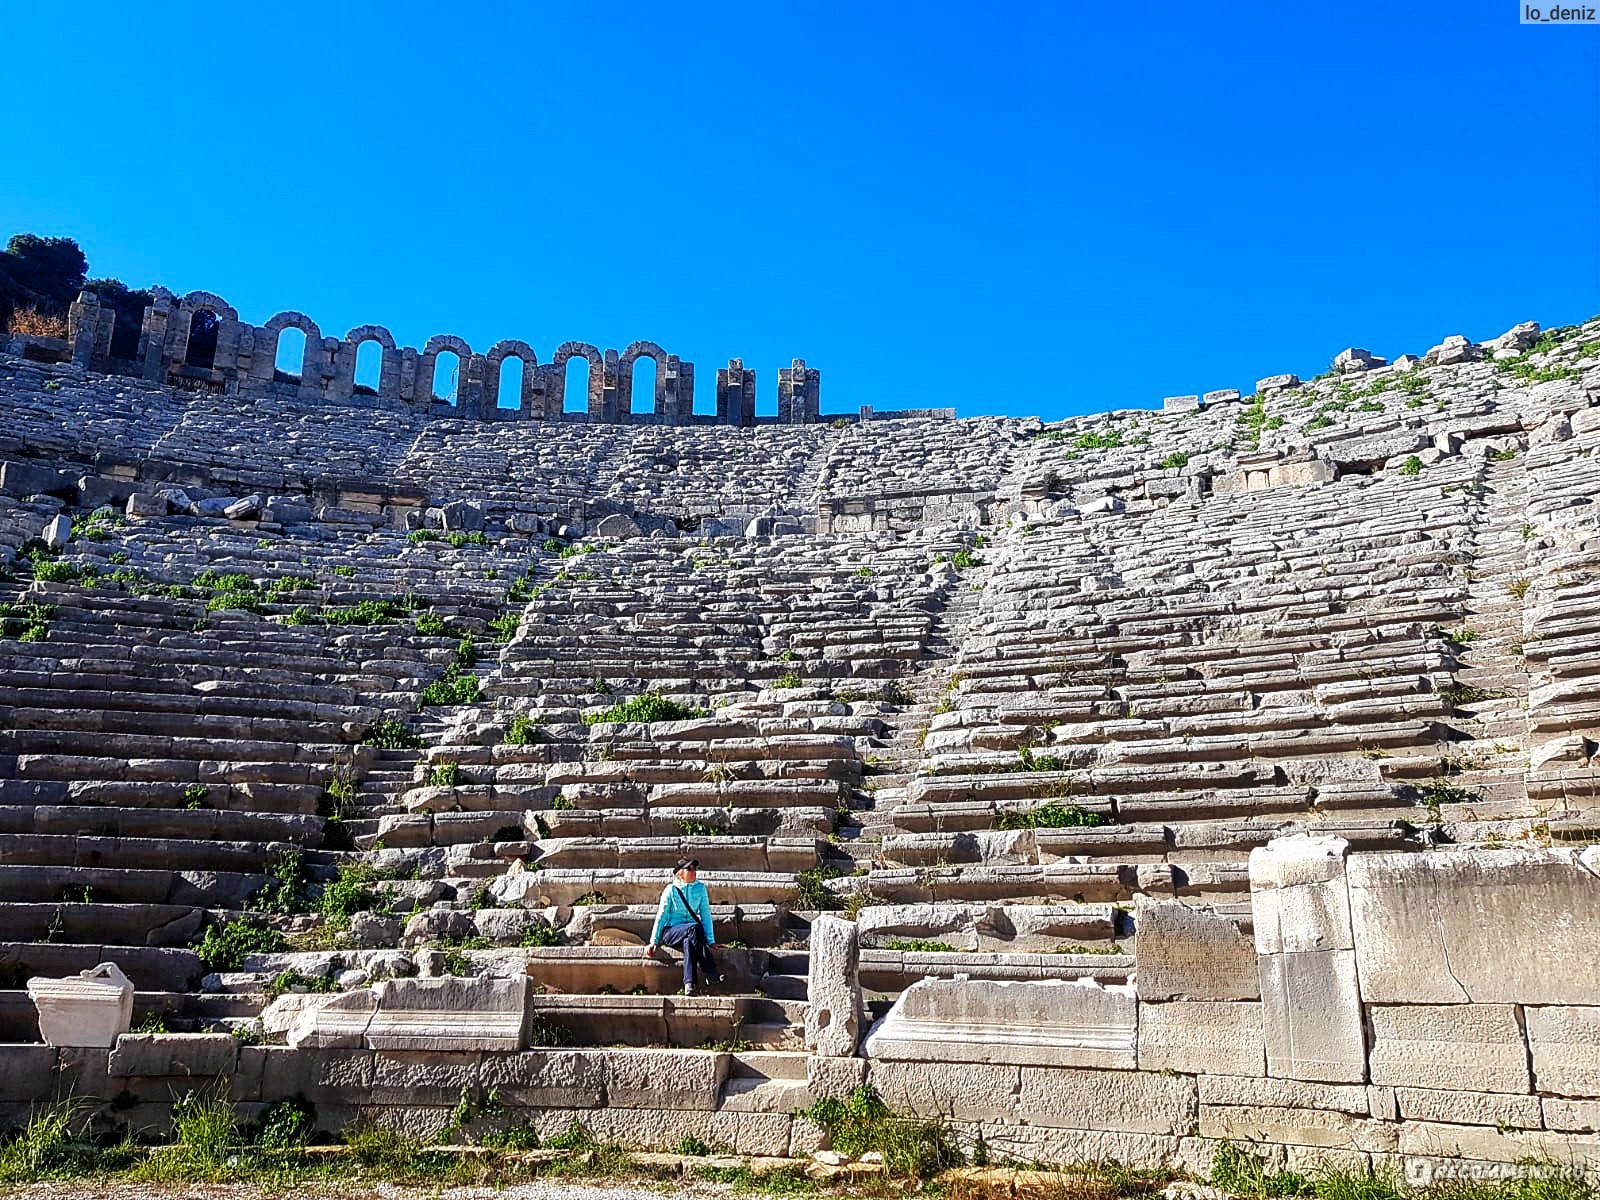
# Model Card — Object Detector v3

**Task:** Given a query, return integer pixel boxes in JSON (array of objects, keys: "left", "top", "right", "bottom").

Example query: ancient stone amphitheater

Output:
[{"left": 1, "top": 293, "right": 1597, "bottom": 1178}]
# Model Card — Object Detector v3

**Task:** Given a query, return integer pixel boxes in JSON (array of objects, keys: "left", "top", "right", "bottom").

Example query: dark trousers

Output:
[{"left": 659, "top": 921, "right": 719, "bottom": 989}]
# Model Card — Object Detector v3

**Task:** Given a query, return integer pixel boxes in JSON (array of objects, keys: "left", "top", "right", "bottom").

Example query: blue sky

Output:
[{"left": 3, "top": 2, "right": 1596, "bottom": 420}]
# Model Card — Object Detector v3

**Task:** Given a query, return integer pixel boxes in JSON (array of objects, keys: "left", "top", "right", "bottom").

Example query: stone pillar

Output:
[
  {"left": 1249, "top": 833, "right": 1367, "bottom": 1083},
  {"left": 716, "top": 359, "right": 756, "bottom": 427},
  {"left": 67, "top": 291, "right": 111, "bottom": 369},
  {"left": 597, "top": 349, "right": 620, "bottom": 422},
  {"left": 778, "top": 358, "right": 820, "bottom": 424},
  {"left": 138, "top": 293, "right": 174, "bottom": 381},
  {"left": 805, "top": 915, "right": 862, "bottom": 1057},
  {"left": 661, "top": 355, "right": 693, "bottom": 421}
]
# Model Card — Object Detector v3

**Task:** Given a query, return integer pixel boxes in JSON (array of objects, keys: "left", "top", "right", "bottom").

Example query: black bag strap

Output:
[{"left": 671, "top": 883, "right": 707, "bottom": 927}]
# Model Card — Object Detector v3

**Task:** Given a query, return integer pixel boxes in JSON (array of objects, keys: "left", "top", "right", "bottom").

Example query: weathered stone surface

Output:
[
  {"left": 1367, "top": 1005, "right": 1530, "bottom": 1093},
  {"left": 1016, "top": 1066, "right": 1196, "bottom": 1134},
  {"left": 603, "top": 1048, "right": 728, "bottom": 1111},
  {"left": 805, "top": 915, "right": 861, "bottom": 1057},
  {"left": 108, "top": 1032, "right": 237, "bottom": 1078},
  {"left": 1135, "top": 898, "right": 1258, "bottom": 1001},
  {"left": 1347, "top": 848, "right": 1600, "bottom": 1005},
  {"left": 866, "top": 977, "right": 1136, "bottom": 1068},
  {"left": 1138, "top": 1001, "right": 1264, "bottom": 1076},
  {"left": 1250, "top": 835, "right": 1365, "bottom": 1083},
  {"left": 869, "top": 1059, "right": 1020, "bottom": 1120},
  {"left": 1394, "top": 1087, "right": 1542, "bottom": 1129},
  {"left": 1526, "top": 1006, "right": 1600, "bottom": 1098}
]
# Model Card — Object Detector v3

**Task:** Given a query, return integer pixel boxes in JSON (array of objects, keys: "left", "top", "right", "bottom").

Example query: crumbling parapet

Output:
[{"left": 52, "top": 281, "right": 943, "bottom": 425}]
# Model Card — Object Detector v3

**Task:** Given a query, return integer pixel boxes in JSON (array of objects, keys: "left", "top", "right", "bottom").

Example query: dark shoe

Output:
[{"left": 684, "top": 982, "right": 698, "bottom": 997}]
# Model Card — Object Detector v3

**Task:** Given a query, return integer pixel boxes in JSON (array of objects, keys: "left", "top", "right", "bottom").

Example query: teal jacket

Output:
[{"left": 649, "top": 879, "right": 715, "bottom": 944}]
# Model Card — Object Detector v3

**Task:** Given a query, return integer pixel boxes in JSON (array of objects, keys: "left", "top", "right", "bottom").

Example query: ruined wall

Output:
[{"left": 56, "top": 287, "right": 845, "bottom": 427}]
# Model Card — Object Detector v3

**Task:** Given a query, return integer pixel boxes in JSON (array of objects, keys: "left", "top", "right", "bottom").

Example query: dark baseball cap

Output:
[{"left": 673, "top": 857, "right": 699, "bottom": 873}]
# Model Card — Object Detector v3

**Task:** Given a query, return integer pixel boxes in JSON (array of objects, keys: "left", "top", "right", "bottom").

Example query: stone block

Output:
[
  {"left": 258, "top": 1047, "right": 375, "bottom": 1105},
  {"left": 1526, "top": 1006, "right": 1600, "bottom": 1097},
  {"left": 479, "top": 1050, "right": 606, "bottom": 1107},
  {"left": 593, "top": 513, "right": 641, "bottom": 539},
  {"left": 1367, "top": 1005, "right": 1530, "bottom": 1093},
  {"left": 287, "top": 988, "right": 375, "bottom": 1049},
  {"left": 1251, "top": 836, "right": 1365, "bottom": 1083},
  {"left": 27, "top": 961, "right": 134, "bottom": 1047},
  {"left": 1268, "top": 459, "right": 1337, "bottom": 487},
  {"left": 0, "top": 1045, "right": 59, "bottom": 1103},
  {"left": 41, "top": 514, "right": 70, "bottom": 549},
  {"left": 805, "top": 915, "right": 862, "bottom": 1057},
  {"left": 369, "top": 1050, "right": 481, "bottom": 1106},
  {"left": 1255, "top": 374, "right": 1300, "bottom": 392},
  {"left": 125, "top": 492, "right": 166, "bottom": 518},
  {"left": 806, "top": 1054, "right": 867, "bottom": 1099},
  {"left": 868, "top": 1059, "right": 1020, "bottom": 1120},
  {"left": 1016, "top": 1066, "right": 1196, "bottom": 1134},
  {"left": 1394, "top": 1087, "right": 1541, "bottom": 1129},
  {"left": 1544, "top": 1098, "right": 1600, "bottom": 1132},
  {"left": 1137, "top": 1001, "right": 1263, "bottom": 1076},
  {"left": 1198, "top": 1074, "right": 1370, "bottom": 1115},
  {"left": 1397, "top": 1121, "right": 1600, "bottom": 1164},
  {"left": 439, "top": 500, "right": 484, "bottom": 531},
  {"left": 1162, "top": 395, "right": 1200, "bottom": 413},
  {"left": 1347, "top": 847, "right": 1600, "bottom": 1005},
  {"left": 1203, "top": 389, "right": 1242, "bottom": 405},
  {"left": 865, "top": 976, "right": 1136, "bottom": 1068},
  {"left": 108, "top": 1032, "right": 237, "bottom": 1078},
  {"left": 603, "top": 1049, "right": 728, "bottom": 1111},
  {"left": 1201, "top": 1103, "right": 1398, "bottom": 1153},
  {"left": 1134, "top": 898, "right": 1258, "bottom": 1000},
  {"left": 365, "top": 975, "right": 531, "bottom": 1051}
]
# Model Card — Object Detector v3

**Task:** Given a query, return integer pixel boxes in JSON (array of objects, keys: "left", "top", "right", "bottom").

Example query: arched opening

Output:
[
  {"left": 563, "top": 357, "right": 590, "bottom": 415},
  {"left": 432, "top": 350, "right": 461, "bottom": 405},
  {"left": 630, "top": 356, "right": 658, "bottom": 416},
  {"left": 185, "top": 309, "right": 219, "bottom": 369},
  {"left": 273, "top": 326, "right": 306, "bottom": 383},
  {"left": 354, "top": 339, "right": 383, "bottom": 396},
  {"left": 497, "top": 356, "right": 525, "bottom": 411}
]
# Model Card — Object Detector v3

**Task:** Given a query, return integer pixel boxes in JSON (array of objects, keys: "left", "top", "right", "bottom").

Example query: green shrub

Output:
[
  {"left": 407, "top": 530, "right": 442, "bottom": 543},
  {"left": 1160, "top": 451, "right": 1189, "bottom": 469},
  {"left": 882, "top": 938, "right": 957, "bottom": 953},
  {"left": 192, "top": 922, "right": 285, "bottom": 972},
  {"left": 428, "top": 761, "right": 462, "bottom": 787},
  {"left": 774, "top": 669, "right": 803, "bottom": 689},
  {"left": 487, "top": 612, "right": 519, "bottom": 641},
  {"left": 319, "top": 863, "right": 379, "bottom": 924},
  {"left": 363, "top": 719, "right": 422, "bottom": 749},
  {"left": 518, "top": 923, "right": 562, "bottom": 947},
  {"left": 1399, "top": 455, "right": 1423, "bottom": 477},
  {"left": 1073, "top": 428, "right": 1124, "bottom": 450},
  {"left": 419, "top": 664, "right": 480, "bottom": 707},
  {"left": 1209, "top": 1141, "right": 1313, "bottom": 1197},
  {"left": 997, "top": 803, "right": 1107, "bottom": 829},
  {"left": 582, "top": 691, "right": 709, "bottom": 725},
  {"left": 414, "top": 612, "right": 448, "bottom": 636},
  {"left": 797, "top": 1086, "right": 959, "bottom": 1179},
  {"left": 258, "top": 1096, "right": 315, "bottom": 1149},
  {"left": 792, "top": 866, "right": 846, "bottom": 911},
  {"left": 950, "top": 549, "right": 981, "bottom": 569},
  {"left": 504, "top": 713, "right": 545, "bottom": 745}
]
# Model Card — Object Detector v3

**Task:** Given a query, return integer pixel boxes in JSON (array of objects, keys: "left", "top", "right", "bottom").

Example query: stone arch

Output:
[
  {"left": 338, "top": 323, "right": 399, "bottom": 401},
  {"left": 260, "top": 311, "right": 322, "bottom": 383},
  {"left": 550, "top": 341, "right": 604, "bottom": 418},
  {"left": 169, "top": 291, "right": 240, "bottom": 374},
  {"left": 487, "top": 339, "right": 539, "bottom": 416},
  {"left": 619, "top": 340, "right": 669, "bottom": 419},
  {"left": 418, "top": 334, "right": 473, "bottom": 407}
]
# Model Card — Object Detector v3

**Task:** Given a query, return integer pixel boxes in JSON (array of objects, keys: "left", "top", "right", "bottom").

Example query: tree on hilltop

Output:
[{"left": 0, "top": 234, "right": 88, "bottom": 322}]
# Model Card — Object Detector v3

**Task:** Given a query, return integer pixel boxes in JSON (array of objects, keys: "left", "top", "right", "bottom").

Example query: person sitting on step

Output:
[{"left": 643, "top": 857, "right": 722, "bottom": 995}]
